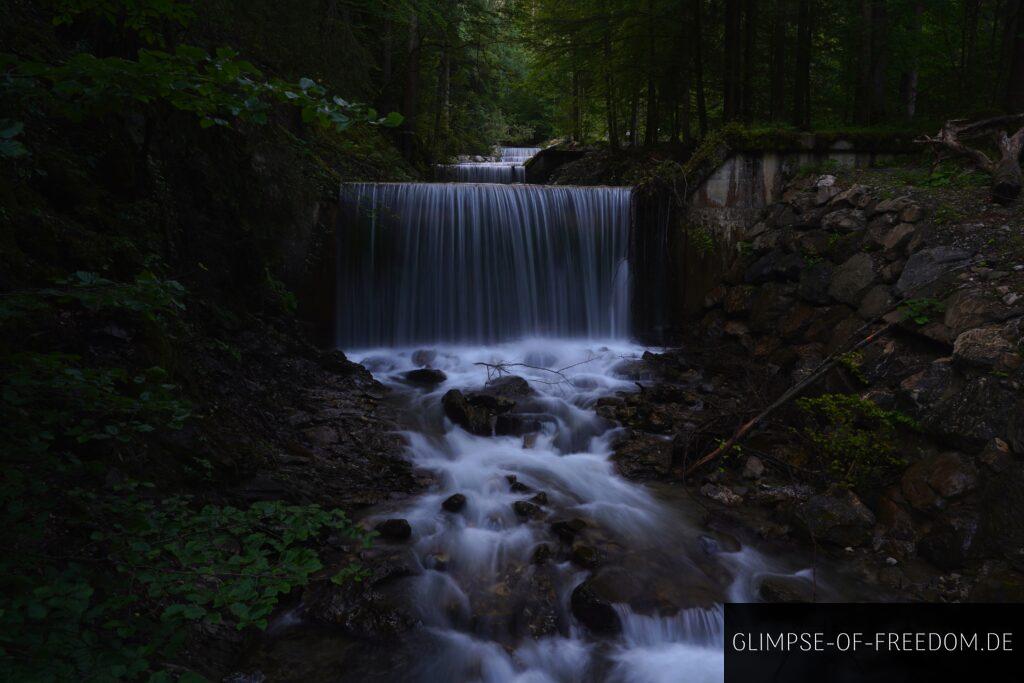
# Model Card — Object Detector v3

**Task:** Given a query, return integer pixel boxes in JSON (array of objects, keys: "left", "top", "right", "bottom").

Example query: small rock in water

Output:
[
  {"left": 375, "top": 518, "right": 412, "bottom": 541},
  {"left": 411, "top": 349, "right": 437, "bottom": 367},
  {"left": 700, "top": 483, "right": 743, "bottom": 506},
  {"left": 507, "top": 474, "right": 531, "bottom": 493},
  {"left": 551, "top": 518, "right": 588, "bottom": 543},
  {"left": 530, "top": 491, "right": 548, "bottom": 506},
  {"left": 513, "top": 500, "right": 544, "bottom": 519},
  {"left": 742, "top": 455, "right": 765, "bottom": 479},
  {"left": 442, "top": 493, "right": 466, "bottom": 513},
  {"left": 403, "top": 368, "right": 447, "bottom": 386},
  {"left": 522, "top": 433, "right": 538, "bottom": 449},
  {"left": 758, "top": 575, "right": 813, "bottom": 603},
  {"left": 571, "top": 543, "right": 601, "bottom": 568},
  {"left": 533, "top": 543, "right": 552, "bottom": 564}
]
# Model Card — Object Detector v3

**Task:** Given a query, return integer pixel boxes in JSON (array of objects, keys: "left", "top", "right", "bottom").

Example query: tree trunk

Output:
[
  {"left": 741, "top": 0, "right": 757, "bottom": 122},
  {"left": 792, "top": 0, "right": 812, "bottom": 129},
  {"left": 629, "top": 87, "right": 640, "bottom": 147},
  {"left": 869, "top": 0, "right": 888, "bottom": 123},
  {"left": 571, "top": 67, "right": 583, "bottom": 143},
  {"left": 1008, "top": 0, "right": 1024, "bottom": 111},
  {"left": 724, "top": 0, "right": 742, "bottom": 120},
  {"left": 604, "top": 22, "right": 620, "bottom": 150},
  {"left": 898, "top": 1, "right": 922, "bottom": 119},
  {"left": 994, "top": 129, "right": 1024, "bottom": 203},
  {"left": 692, "top": 0, "right": 708, "bottom": 135},
  {"left": 643, "top": 0, "right": 658, "bottom": 145},
  {"left": 769, "top": 0, "right": 787, "bottom": 121},
  {"left": 400, "top": 11, "right": 421, "bottom": 160}
]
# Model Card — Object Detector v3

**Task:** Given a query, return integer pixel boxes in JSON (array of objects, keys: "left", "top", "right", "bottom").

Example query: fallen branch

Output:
[
  {"left": 918, "top": 114, "right": 1024, "bottom": 204},
  {"left": 682, "top": 322, "right": 894, "bottom": 478}
]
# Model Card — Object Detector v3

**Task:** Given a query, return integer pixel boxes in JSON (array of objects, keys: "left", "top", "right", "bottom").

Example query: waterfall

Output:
[
  {"left": 336, "top": 182, "right": 632, "bottom": 347},
  {"left": 500, "top": 146, "right": 542, "bottom": 163},
  {"left": 434, "top": 162, "right": 526, "bottom": 184},
  {"left": 431, "top": 147, "right": 541, "bottom": 184}
]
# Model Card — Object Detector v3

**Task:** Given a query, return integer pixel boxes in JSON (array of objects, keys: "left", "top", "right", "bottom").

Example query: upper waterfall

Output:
[
  {"left": 336, "top": 182, "right": 632, "bottom": 347},
  {"left": 432, "top": 146, "right": 542, "bottom": 184}
]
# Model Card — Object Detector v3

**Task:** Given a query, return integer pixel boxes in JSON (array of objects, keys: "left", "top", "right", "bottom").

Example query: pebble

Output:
[{"left": 885, "top": 557, "right": 898, "bottom": 566}]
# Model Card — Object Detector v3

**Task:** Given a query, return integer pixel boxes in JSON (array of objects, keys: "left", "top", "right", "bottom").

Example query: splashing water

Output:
[{"left": 341, "top": 340, "right": 822, "bottom": 682}]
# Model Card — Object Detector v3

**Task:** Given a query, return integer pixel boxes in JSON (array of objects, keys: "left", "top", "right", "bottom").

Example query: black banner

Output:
[{"left": 725, "top": 603, "right": 1024, "bottom": 682}]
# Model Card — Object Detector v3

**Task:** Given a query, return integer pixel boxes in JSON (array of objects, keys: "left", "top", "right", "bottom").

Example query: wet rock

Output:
[
  {"left": 551, "top": 518, "right": 588, "bottom": 543},
  {"left": 794, "top": 490, "right": 875, "bottom": 547},
  {"left": 821, "top": 208, "right": 866, "bottom": 233},
  {"left": 858, "top": 285, "right": 895, "bottom": 319},
  {"left": 700, "top": 483, "right": 743, "bottom": 506},
  {"left": 442, "top": 389, "right": 492, "bottom": 436},
  {"left": 513, "top": 500, "right": 544, "bottom": 520},
  {"left": 530, "top": 491, "right": 549, "bottom": 506},
  {"left": 723, "top": 285, "right": 757, "bottom": 315},
  {"left": 919, "top": 511, "right": 979, "bottom": 570},
  {"left": 612, "top": 433, "right": 673, "bottom": 479},
  {"left": 518, "top": 566, "right": 561, "bottom": 638},
  {"left": 977, "top": 438, "right": 1013, "bottom": 473},
  {"left": 442, "top": 493, "right": 467, "bottom": 513},
  {"left": 742, "top": 456, "right": 765, "bottom": 479},
  {"left": 411, "top": 349, "right": 437, "bottom": 367},
  {"left": 375, "top": 518, "right": 412, "bottom": 541},
  {"left": 482, "top": 375, "right": 535, "bottom": 398},
  {"left": 303, "top": 425, "right": 339, "bottom": 446},
  {"left": 753, "top": 483, "right": 814, "bottom": 505},
  {"left": 745, "top": 250, "right": 805, "bottom": 284},
  {"left": 798, "top": 261, "right": 834, "bottom": 304},
  {"left": 570, "top": 576, "right": 622, "bottom": 635},
  {"left": 901, "top": 453, "right": 977, "bottom": 513},
  {"left": 952, "top": 326, "right": 1015, "bottom": 369},
  {"left": 507, "top": 475, "right": 532, "bottom": 493},
  {"left": 402, "top": 368, "right": 447, "bottom": 387},
  {"left": 944, "top": 289, "right": 1015, "bottom": 337},
  {"left": 571, "top": 543, "right": 602, "bottom": 568},
  {"left": 699, "top": 532, "right": 741, "bottom": 554},
  {"left": 829, "top": 253, "right": 877, "bottom": 306},
  {"left": 532, "top": 543, "right": 552, "bottom": 564},
  {"left": 895, "top": 246, "right": 972, "bottom": 297},
  {"left": 495, "top": 414, "right": 542, "bottom": 437},
  {"left": 830, "top": 184, "right": 871, "bottom": 209},
  {"left": 758, "top": 575, "right": 814, "bottom": 603}
]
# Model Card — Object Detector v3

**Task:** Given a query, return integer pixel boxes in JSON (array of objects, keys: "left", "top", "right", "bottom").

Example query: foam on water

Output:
[{"left": 343, "top": 339, "right": 815, "bottom": 682}]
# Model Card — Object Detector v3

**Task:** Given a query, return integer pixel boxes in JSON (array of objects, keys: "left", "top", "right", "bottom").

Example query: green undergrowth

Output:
[
  {"left": 797, "top": 393, "right": 919, "bottom": 490},
  {"left": 0, "top": 271, "right": 374, "bottom": 681}
]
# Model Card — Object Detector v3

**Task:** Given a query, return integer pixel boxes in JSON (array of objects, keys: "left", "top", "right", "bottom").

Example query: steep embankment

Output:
[
  {"left": 0, "top": 7, "right": 424, "bottom": 680},
  {"left": 608, "top": 165, "right": 1024, "bottom": 601}
]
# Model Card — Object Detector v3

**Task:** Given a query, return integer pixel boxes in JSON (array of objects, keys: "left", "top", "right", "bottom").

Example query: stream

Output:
[{"left": 300, "top": 149, "right": 836, "bottom": 681}]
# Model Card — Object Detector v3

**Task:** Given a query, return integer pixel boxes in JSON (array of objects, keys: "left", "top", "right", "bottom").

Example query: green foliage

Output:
[
  {"left": 2, "top": 354, "right": 191, "bottom": 451},
  {"left": 264, "top": 267, "right": 297, "bottom": 315},
  {"left": 51, "top": 0, "right": 196, "bottom": 46},
  {"left": 797, "top": 393, "right": 919, "bottom": 489},
  {"left": 688, "top": 224, "right": 716, "bottom": 257},
  {"left": 836, "top": 351, "right": 868, "bottom": 385},
  {"left": 3, "top": 47, "right": 401, "bottom": 134},
  {"left": 0, "top": 482, "right": 374, "bottom": 681},
  {"left": 0, "top": 119, "right": 28, "bottom": 158},
  {"left": 899, "top": 297, "right": 945, "bottom": 325}
]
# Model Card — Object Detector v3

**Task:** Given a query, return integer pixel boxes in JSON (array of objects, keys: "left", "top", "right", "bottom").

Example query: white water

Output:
[
  {"left": 337, "top": 184, "right": 631, "bottom": 347},
  {"left": 433, "top": 147, "right": 542, "bottom": 183},
  {"left": 346, "top": 340, "right": 820, "bottom": 682}
]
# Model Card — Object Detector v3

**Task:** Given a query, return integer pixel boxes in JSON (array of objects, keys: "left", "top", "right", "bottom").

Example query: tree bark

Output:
[
  {"left": 603, "top": 20, "right": 620, "bottom": 150},
  {"left": 869, "top": 0, "right": 888, "bottom": 123},
  {"left": 691, "top": 0, "right": 708, "bottom": 136},
  {"left": 629, "top": 87, "right": 640, "bottom": 147},
  {"left": 400, "top": 10, "right": 421, "bottom": 160},
  {"left": 724, "top": 0, "right": 742, "bottom": 120},
  {"left": 792, "top": 0, "right": 812, "bottom": 129},
  {"left": 920, "top": 115, "right": 1024, "bottom": 204},
  {"left": 769, "top": 0, "right": 787, "bottom": 121},
  {"left": 644, "top": 0, "right": 658, "bottom": 145},
  {"left": 898, "top": 1, "right": 922, "bottom": 119},
  {"left": 1008, "top": 0, "right": 1024, "bottom": 112},
  {"left": 741, "top": 0, "right": 757, "bottom": 122}
]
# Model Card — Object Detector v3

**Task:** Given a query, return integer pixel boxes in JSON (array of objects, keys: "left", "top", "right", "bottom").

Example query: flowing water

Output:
[
  {"left": 433, "top": 146, "right": 542, "bottom": 184},
  {"left": 321, "top": 160, "right": 833, "bottom": 682}
]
